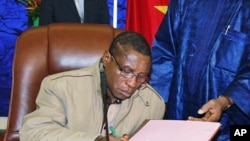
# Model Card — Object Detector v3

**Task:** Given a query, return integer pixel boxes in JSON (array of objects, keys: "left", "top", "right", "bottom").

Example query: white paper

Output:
[{"left": 129, "top": 120, "right": 221, "bottom": 141}]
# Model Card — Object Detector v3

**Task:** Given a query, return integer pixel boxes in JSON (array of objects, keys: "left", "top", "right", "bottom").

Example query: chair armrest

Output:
[{"left": 0, "top": 133, "right": 5, "bottom": 141}]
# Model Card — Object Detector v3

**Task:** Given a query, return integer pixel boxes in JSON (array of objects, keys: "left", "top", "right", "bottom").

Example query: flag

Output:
[
  {"left": 107, "top": 0, "right": 127, "bottom": 29},
  {"left": 126, "top": 0, "right": 169, "bottom": 46},
  {"left": 0, "top": 0, "right": 29, "bottom": 116}
]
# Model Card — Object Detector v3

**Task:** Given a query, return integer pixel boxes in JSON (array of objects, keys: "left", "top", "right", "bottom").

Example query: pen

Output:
[{"left": 109, "top": 126, "right": 119, "bottom": 138}]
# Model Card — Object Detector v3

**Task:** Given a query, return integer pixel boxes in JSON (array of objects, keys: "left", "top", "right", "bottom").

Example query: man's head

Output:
[{"left": 102, "top": 31, "right": 151, "bottom": 101}]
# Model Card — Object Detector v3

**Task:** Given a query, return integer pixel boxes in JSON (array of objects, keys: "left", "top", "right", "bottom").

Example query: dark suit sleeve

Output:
[
  {"left": 39, "top": 0, "right": 54, "bottom": 25},
  {"left": 99, "top": 0, "right": 110, "bottom": 24},
  {"left": 84, "top": 0, "right": 110, "bottom": 24}
]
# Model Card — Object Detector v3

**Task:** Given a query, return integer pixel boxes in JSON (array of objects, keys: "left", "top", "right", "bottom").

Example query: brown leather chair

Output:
[{"left": 0, "top": 23, "right": 124, "bottom": 141}]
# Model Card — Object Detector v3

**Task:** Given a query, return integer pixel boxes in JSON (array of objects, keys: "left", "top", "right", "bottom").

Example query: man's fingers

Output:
[
  {"left": 198, "top": 109, "right": 205, "bottom": 114},
  {"left": 122, "top": 134, "right": 129, "bottom": 139}
]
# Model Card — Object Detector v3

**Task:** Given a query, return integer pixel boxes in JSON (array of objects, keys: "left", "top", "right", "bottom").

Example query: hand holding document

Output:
[
  {"left": 129, "top": 120, "right": 221, "bottom": 141},
  {"left": 109, "top": 126, "right": 130, "bottom": 141}
]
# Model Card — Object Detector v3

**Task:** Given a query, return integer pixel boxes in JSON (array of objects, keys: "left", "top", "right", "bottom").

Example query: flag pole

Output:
[{"left": 113, "top": 0, "right": 117, "bottom": 28}]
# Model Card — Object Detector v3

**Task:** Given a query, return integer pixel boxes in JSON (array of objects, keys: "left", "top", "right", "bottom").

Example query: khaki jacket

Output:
[{"left": 19, "top": 60, "right": 165, "bottom": 141}]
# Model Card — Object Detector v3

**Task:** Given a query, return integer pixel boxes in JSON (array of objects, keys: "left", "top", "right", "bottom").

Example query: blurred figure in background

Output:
[{"left": 39, "top": 0, "right": 109, "bottom": 25}]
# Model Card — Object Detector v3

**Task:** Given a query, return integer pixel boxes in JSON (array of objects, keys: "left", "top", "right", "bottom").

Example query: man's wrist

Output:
[{"left": 219, "top": 95, "right": 233, "bottom": 110}]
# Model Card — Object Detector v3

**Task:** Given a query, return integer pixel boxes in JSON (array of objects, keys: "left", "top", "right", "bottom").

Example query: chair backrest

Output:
[{"left": 1, "top": 23, "right": 124, "bottom": 141}]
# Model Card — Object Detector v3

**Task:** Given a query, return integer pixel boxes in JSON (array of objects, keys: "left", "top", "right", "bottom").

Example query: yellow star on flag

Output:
[{"left": 154, "top": 6, "right": 168, "bottom": 14}]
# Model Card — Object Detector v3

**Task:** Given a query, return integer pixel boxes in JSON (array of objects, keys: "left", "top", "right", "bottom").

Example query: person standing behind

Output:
[
  {"left": 39, "top": 0, "right": 110, "bottom": 25},
  {"left": 150, "top": 0, "right": 250, "bottom": 140},
  {"left": 19, "top": 31, "right": 165, "bottom": 141}
]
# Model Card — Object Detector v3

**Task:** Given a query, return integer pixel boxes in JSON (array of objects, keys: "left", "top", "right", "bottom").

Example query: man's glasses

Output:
[{"left": 110, "top": 54, "right": 149, "bottom": 83}]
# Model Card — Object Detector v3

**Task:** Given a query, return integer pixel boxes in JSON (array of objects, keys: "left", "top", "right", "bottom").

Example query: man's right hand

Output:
[{"left": 96, "top": 134, "right": 129, "bottom": 141}]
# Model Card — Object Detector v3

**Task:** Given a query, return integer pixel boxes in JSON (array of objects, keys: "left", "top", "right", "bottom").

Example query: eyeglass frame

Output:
[{"left": 109, "top": 52, "right": 150, "bottom": 83}]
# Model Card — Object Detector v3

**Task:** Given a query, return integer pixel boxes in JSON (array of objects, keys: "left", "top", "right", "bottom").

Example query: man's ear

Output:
[{"left": 102, "top": 50, "right": 111, "bottom": 67}]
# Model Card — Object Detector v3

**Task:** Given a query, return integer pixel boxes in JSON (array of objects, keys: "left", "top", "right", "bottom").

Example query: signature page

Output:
[{"left": 129, "top": 120, "right": 221, "bottom": 141}]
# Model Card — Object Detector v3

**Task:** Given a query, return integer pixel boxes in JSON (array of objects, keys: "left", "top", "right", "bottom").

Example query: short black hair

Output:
[{"left": 109, "top": 31, "right": 151, "bottom": 58}]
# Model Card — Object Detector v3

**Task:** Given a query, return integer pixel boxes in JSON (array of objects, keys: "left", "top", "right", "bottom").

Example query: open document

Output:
[{"left": 130, "top": 120, "right": 221, "bottom": 141}]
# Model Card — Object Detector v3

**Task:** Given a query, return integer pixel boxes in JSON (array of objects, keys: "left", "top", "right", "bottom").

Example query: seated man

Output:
[{"left": 19, "top": 31, "right": 165, "bottom": 141}]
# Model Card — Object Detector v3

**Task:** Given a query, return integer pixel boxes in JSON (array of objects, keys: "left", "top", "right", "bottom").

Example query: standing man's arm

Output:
[
  {"left": 150, "top": 0, "right": 180, "bottom": 102},
  {"left": 39, "top": 0, "right": 54, "bottom": 25},
  {"left": 99, "top": 0, "right": 110, "bottom": 24}
]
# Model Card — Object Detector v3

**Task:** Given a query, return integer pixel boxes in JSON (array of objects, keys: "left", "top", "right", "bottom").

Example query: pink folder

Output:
[{"left": 130, "top": 120, "right": 221, "bottom": 141}]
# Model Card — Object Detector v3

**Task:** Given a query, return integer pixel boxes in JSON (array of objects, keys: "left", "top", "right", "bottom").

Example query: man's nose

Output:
[{"left": 126, "top": 76, "right": 137, "bottom": 88}]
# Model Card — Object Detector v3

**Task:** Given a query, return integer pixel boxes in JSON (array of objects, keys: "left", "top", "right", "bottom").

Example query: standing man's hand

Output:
[{"left": 188, "top": 95, "right": 233, "bottom": 122}]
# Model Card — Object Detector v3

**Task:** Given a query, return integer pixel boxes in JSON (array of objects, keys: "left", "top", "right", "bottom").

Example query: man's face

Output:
[{"left": 103, "top": 48, "right": 151, "bottom": 100}]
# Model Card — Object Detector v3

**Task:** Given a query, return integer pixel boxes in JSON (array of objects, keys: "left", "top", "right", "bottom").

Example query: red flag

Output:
[{"left": 126, "top": 0, "right": 169, "bottom": 46}]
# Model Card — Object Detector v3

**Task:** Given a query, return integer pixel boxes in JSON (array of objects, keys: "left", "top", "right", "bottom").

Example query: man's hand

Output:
[
  {"left": 188, "top": 95, "right": 233, "bottom": 122},
  {"left": 96, "top": 134, "right": 129, "bottom": 141}
]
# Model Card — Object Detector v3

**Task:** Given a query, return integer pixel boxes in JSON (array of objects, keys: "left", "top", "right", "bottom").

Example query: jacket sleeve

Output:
[
  {"left": 19, "top": 77, "right": 100, "bottom": 141},
  {"left": 225, "top": 43, "right": 250, "bottom": 124},
  {"left": 149, "top": 0, "right": 180, "bottom": 102},
  {"left": 99, "top": 0, "right": 110, "bottom": 24},
  {"left": 39, "top": 0, "right": 54, "bottom": 25},
  {"left": 84, "top": 0, "right": 110, "bottom": 24},
  {"left": 222, "top": 1, "right": 250, "bottom": 123}
]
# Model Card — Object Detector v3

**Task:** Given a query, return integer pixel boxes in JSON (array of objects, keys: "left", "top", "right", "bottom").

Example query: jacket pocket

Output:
[{"left": 213, "top": 30, "right": 249, "bottom": 73}]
